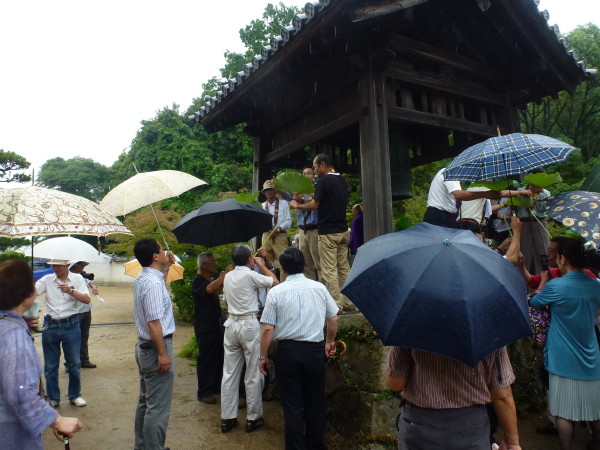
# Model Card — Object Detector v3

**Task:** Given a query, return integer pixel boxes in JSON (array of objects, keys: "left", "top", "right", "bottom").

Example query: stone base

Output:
[{"left": 329, "top": 391, "right": 401, "bottom": 437}]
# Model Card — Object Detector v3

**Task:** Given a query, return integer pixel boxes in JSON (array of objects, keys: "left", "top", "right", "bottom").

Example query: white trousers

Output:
[{"left": 221, "top": 317, "right": 264, "bottom": 420}]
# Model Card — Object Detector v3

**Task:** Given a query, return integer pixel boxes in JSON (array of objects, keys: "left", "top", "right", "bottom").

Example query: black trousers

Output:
[
  {"left": 195, "top": 329, "right": 224, "bottom": 397},
  {"left": 276, "top": 340, "right": 326, "bottom": 450},
  {"left": 78, "top": 311, "right": 92, "bottom": 362},
  {"left": 423, "top": 207, "right": 458, "bottom": 229}
]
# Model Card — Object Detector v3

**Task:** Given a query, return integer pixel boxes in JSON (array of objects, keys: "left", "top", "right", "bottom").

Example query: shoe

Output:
[
  {"left": 238, "top": 397, "right": 246, "bottom": 409},
  {"left": 220, "top": 418, "right": 237, "bottom": 433},
  {"left": 536, "top": 422, "right": 558, "bottom": 435},
  {"left": 70, "top": 397, "right": 87, "bottom": 407},
  {"left": 49, "top": 400, "right": 59, "bottom": 408},
  {"left": 198, "top": 393, "right": 217, "bottom": 404},
  {"left": 246, "top": 417, "right": 264, "bottom": 433},
  {"left": 81, "top": 361, "right": 97, "bottom": 369}
]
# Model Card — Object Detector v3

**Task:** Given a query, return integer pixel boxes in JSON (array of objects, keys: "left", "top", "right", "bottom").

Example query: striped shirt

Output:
[
  {"left": 386, "top": 347, "right": 515, "bottom": 409},
  {"left": 35, "top": 272, "right": 89, "bottom": 319},
  {"left": 133, "top": 267, "right": 175, "bottom": 340},
  {"left": 260, "top": 273, "right": 339, "bottom": 342}
]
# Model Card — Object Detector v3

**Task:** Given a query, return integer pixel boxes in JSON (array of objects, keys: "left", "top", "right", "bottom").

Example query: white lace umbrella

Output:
[
  {"left": 0, "top": 186, "right": 132, "bottom": 237},
  {"left": 33, "top": 236, "right": 110, "bottom": 263},
  {"left": 100, "top": 170, "right": 207, "bottom": 216}
]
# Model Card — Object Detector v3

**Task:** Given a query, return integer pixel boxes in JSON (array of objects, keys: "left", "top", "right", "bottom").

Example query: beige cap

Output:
[
  {"left": 47, "top": 259, "right": 70, "bottom": 266},
  {"left": 262, "top": 180, "right": 275, "bottom": 191}
]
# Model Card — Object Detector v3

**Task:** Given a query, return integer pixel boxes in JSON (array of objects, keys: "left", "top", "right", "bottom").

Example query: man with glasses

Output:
[
  {"left": 289, "top": 153, "right": 355, "bottom": 312},
  {"left": 132, "top": 238, "right": 176, "bottom": 450}
]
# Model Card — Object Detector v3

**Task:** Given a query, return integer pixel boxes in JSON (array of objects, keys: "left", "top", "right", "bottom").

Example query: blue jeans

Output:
[{"left": 42, "top": 315, "right": 82, "bottom": 402}]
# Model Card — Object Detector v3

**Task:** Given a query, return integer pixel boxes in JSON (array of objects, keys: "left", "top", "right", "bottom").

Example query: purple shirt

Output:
[
  {"left": 349, "top": 211, "right": 364, "bottom": 255},
  {"left": 0, "top": 310, "right": 58, "bottom": 449}
]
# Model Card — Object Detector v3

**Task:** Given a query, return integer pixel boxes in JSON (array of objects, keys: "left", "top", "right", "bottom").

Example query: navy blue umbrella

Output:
[
  {"left": 341, "top": 223, "right": 530, "bottom": 365},
  {"left": 172, "top": 199, "right": 273, "bottom": 248},
  {"left": 444, "top": 133, "right": 575, "bottom": 182}
]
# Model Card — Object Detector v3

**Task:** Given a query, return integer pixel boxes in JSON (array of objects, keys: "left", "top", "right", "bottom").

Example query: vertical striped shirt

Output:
[
  {"left": 133, "top": 267, "right": 176, "bottom": 340},
  {"left": 386, "top": 347, "right": 515, "bottom": 409},
  {"left": 260, "top": 273, "right": 339, "bottom": 342}
]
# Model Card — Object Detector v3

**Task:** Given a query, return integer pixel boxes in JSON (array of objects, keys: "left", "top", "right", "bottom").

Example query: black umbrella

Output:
[{"left": 172, "top": 199, "right": 273, "bottom": 248}]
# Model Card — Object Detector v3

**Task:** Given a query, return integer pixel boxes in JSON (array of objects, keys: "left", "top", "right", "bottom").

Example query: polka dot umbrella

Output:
[{"left": 539, "top": 191, "right": 600, "bottom": 247}]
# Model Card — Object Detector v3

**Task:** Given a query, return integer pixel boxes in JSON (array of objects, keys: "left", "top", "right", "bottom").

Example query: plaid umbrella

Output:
[
  {"left": 539, "top": 191, "right": 600, "bottom": 247},
  {"left": 444, "top": 133, "right": 576, "bottom": 182}
]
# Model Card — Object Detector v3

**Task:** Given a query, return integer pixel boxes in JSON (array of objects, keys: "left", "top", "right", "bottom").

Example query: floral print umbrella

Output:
[
  {"left": 539, "top": 191, "right": 600, "bottom": 247},
  {"left": 0, "top": 186, "right": 132, "bottom": 237}
]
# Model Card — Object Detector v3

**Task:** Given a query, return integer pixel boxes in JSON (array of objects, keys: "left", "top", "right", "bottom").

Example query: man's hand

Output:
[
  {"left": 510, "top": 215, "right": 523, "bottom": 233},
  {"left": 325, "top": 342, "right": 336, "bottom": 359},
  {"left": 289, "top": 200, "right": 299, "bottom": 209},
  {"left": 253, "top": 256, "right": 265, "bottom": 266},
  {"left": 157, "top": 353, "right": 171, "bottom": 373},
  {"left": 498, "top": 442, "right": 521, "bottom": 450},
  {"left": 259, "top": 358, "right": 270, "bottom": 375},
  {"left": 24, "top": 317, "right": 39, "bottom": 329},
  {"left": 52, "top": 416, "right": 83, "bottom": 440},
  {"left": 166, "top": 251, "right": 176, "bottom": 265}
]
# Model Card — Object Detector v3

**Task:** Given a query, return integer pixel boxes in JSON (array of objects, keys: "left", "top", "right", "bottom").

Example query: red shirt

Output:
[{"left": 529, "top": 268, "right": 596, "bottom": 289}]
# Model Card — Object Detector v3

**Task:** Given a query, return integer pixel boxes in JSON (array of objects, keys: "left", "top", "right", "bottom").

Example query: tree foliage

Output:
[
  {"left": 37, "top": 157, "right": 112, "bottom": 202},
  {"left": 0, "top": 149, "right": 31, "bottom": 183}
]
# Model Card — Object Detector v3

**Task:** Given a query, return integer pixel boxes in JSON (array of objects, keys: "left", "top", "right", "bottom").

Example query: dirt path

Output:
[{"left": 37, "top": 286, "right": 593, "bottom": 450}]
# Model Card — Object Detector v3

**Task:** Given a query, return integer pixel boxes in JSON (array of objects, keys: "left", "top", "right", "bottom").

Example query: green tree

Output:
[
  {"left": 37, "top": 157, "right": 113, "bottom": 202},
  {"left": 520, "top": 24, "right": 600, "bottom": 159},
  {"left": 0, "top": 149, "right": 31, "bottom": 183}
]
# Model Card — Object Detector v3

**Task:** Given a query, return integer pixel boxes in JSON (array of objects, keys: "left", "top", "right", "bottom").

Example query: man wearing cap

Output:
[
  {"left": 261, "top": 179, "right": 292, "bottom": 281},
  {"left": 70, "top": 261, "right": 99, "bottom": 369},
  {"left": 132, "top": 238, "right": 176, "bottom": 450},
  {"left": 36, "top": 259, "right": 90, "bottom": 408}
]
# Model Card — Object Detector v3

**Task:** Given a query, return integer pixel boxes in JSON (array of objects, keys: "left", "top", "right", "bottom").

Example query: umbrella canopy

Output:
[
  {"left": 100, "top": 170, "right": 207, "bottom": 216},
  {"left": 539, "top": 191, "right": 600, "bottom": 247},
  {"left": 124, "top": 259, "right": 185, "bottom": 283},
  {"left": 444, "top": 133, "right": 576, "bottom": 182},
  {"left": 341, "top": 223, "right": 530, "bottom": 365},
  {"left": 580, "top": 164, "right": 600, "bottom": 193},
  {"left": 0, "top": 186, "right": 132, "bottom": 237},
  {"left": 33, "top": 236, "right": 110, "bottom": 263},
  {"left": 172, "top": 199, "right": 273, "bottom": 248}
]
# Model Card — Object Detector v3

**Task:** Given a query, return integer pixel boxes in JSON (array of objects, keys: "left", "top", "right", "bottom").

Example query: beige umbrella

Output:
[
  {"left": 124, "top": 259, "right": 185, "bottom": 283},
  {"left": 0, "top": 186, "right": 132, "bottom": 237},
  {"left": 100, "top": 170, "right": 207, "bottom": 217}
]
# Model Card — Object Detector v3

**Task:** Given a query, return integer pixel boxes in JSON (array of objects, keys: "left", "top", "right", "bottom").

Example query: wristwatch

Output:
[{"left": 258, "top": 355, "right": 268, "bottom": 361}]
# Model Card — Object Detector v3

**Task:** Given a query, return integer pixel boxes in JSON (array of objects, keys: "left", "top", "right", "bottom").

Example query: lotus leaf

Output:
[
  {"left": 523, "top": 172, "right": 562, "bottom": 188},
  {"left": 275, "top": 172, "right": 314, "bottom": 194}
]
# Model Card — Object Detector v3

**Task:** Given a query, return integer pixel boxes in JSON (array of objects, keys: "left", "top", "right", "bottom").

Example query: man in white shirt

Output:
[
  {"left": 261, "top": 179, "right": 292, "bottom": 281},
  {"left": 220, "top": 244, "right": 278, "bottom": 434},
  {"left": 36, "top": 259, "right": 90, "bottom": 408},
  {"left": 425, "top": 168, "right": 528, "bottom": 228}
]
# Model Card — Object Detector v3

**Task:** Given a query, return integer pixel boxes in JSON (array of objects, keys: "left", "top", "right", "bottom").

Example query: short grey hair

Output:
[
  {"left": 231, "top": 244, "right": 252, "bottom": 266},
  {"left": 197, "top": 252, "right": 213, "bottom": 268}
]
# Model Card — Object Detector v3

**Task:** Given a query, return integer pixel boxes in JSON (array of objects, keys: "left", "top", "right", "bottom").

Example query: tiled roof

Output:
[{"left": 189, "top": 0, "right": 594, "bottom": 125}]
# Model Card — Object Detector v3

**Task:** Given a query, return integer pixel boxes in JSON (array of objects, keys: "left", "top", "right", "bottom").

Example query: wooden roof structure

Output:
[{"left": 193, "top": 0, "right": 591, "bottom": 240}]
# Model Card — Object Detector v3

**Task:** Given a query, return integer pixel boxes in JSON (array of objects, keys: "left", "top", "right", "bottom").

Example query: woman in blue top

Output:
[
  {"left": 531, "top": 238, "right": 600, "bottom": 450},
  {"left": 0, "top": 259, "right": 82, "bottom": 449}
]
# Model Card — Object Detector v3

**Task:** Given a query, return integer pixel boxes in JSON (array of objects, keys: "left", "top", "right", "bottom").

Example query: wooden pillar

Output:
[
  {"left": 253, "top": 135, "right": 269, "bottom": 193},
  {"left": 359, "top": 68, "right": 393, "bottom": 242}
]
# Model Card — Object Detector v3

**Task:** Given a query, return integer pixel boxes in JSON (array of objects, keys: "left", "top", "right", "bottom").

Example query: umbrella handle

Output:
[{"left": 334, "top": 340, "right": 347, "bottom": 356}]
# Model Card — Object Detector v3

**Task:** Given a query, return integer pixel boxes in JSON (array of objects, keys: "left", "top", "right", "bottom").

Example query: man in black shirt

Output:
[
  {"left": 289, "top": 153, "right": 355, "bottom": 311},
  {"left": 193, "top": 252, "right": 232, "bottom": 404}
]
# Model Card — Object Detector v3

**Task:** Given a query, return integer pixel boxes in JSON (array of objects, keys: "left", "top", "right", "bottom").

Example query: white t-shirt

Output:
[
  {"left": 427, "top": 168, "right": 462, "bottom": 213},
  {"left": 459, "top": 187, "right": 491, "bottom": 223}
]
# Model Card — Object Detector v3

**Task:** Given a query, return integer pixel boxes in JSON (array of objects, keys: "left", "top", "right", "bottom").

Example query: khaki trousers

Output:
[
  {"left": 262, "top": 231, "right": 289, "bottom": 281},
  {"left": 299, "top": 229, "right": 321, "bottom": 281},
  {"left": 318, "top": 231, "right": 353, "bottom": 310}
]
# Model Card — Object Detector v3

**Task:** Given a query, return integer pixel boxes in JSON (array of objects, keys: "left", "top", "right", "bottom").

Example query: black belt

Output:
[
  {"left": 164, "top": 333, "right": 173, "bottom": 339},
  {"left": 49, "top": 314, "right": 78, "bottom": 324},
  {"left": 299, "top": 225, "right": 317, "bottom": 231}
]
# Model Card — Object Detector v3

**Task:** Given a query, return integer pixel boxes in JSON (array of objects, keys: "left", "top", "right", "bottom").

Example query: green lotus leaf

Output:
[
  {"left": 470, "top": 179, "right": 513, "bottom": 191},
  {"left": 234, "top": 191, "right": 261, "bottom": 205},
  {"left": 274, "top": 172, "right": 314, "bottom": 194},
  {"left": 506, "top": 195, "right": 534, "bottom": 208},
  {"left": 523, "top": 172, "right": 562, "bottom": 188}
]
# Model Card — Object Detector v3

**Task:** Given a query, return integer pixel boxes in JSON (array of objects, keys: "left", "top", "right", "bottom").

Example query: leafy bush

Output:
[{"left": 0, "top": 251, "right": 27, "bottom": 263}]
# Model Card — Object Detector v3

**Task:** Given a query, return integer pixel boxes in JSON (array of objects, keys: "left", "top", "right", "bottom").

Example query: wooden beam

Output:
[
  {"left": 389, "top": 34, "right": 499, "bottom": 83},
  {"left": 265, "top": 109, "right": 360, "bottom": 164},
  {"left": 388, "top": 105, "right": 497, "bottom": 136},
  {"left": 385, "top": 63, "right": 505, "bottom": 106},
  {"left": 359, "top": 67, "right": 393, "bottom": 241}
]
